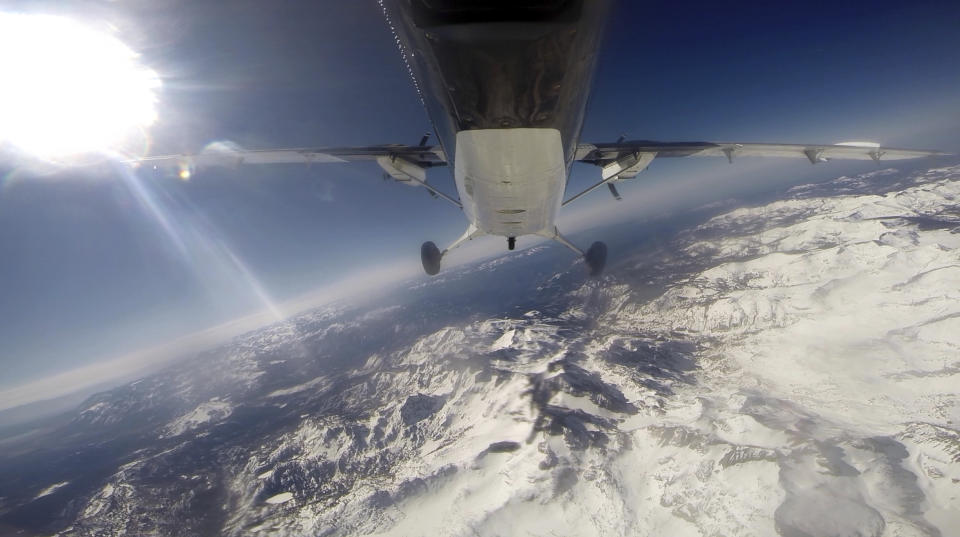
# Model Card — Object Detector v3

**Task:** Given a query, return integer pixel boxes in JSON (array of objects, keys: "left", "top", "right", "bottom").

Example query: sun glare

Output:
[{"left": 0, "top": 13, "right": 160, "bottom": 158}]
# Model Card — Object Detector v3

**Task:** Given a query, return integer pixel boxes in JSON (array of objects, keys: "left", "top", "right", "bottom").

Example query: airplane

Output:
[{"left": 133, "top": 0, "right": 946, "bottom": 276}]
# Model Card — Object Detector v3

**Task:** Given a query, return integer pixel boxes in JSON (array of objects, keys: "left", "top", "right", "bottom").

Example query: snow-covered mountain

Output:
[{"left": 1, "top": 164, "right": 958, "bottom": 537}]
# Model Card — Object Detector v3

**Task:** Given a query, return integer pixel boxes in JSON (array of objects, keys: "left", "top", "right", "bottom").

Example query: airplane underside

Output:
[
  {"left": 382, "top": 0, "right": 613, "bottom": 276},
  {"left": 124, "top": 0, "right": 946, "bottom": 279},
  {"left": 417, "top": 126, "right": 607, "bottom": 276}
]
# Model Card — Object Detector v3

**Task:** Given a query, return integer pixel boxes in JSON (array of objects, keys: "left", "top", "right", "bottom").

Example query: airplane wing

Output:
[
  {"left": 566, "top": 140, "right": 948, "bottom": 205},
  {"left": 576, "top": 140, "right": 945, "bottom": 176},
  {"left": 134, "top": 144, "right": 446, "bottom": 167},
  {"left": 131, "top": 142, "right": 460, "bottom": 207}
]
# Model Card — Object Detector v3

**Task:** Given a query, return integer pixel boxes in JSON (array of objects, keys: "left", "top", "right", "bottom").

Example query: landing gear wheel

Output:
[
  {"left": 421, "top": 241, "right": 442, "bottom": 276},
  {"left": 584, "top": 241, "right": 607, "bottom": 277}
]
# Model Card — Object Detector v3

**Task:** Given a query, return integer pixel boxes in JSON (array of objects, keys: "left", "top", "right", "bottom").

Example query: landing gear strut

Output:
[
  {"left": 421, "top": 224, "right": 484, "bottom": 276},
  {"left": 422, "top": 226, "right": 607, "bottom": 277},
  {"left": 539, "top": 227, "right": 607, "bottom": 277}
]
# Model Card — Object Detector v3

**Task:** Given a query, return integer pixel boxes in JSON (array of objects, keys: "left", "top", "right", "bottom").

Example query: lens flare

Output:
[
  {"left": 0, "top": 14, "right": 160, "bottom": 158},
  {"left": 113, "top": 163, "right": 286, "bottom": 323}
]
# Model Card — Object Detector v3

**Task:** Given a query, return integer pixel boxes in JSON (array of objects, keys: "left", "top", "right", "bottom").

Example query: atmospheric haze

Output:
[{"left": 1, "top": 163, "right": 958, "bottom": 536}]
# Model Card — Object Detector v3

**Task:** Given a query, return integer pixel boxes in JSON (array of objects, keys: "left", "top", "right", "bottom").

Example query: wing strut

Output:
[
  {"left": 398, "top": 172, "right": 462, "bottom": 209},
  {"left": 564, "top": 151, "right": 656, "bottom": 206},
  {"left": 536, "top": 227, "right": 607, "bottom": 276},
  {"left": 562, "top": 175, "right": 620, "bottom": 207}
]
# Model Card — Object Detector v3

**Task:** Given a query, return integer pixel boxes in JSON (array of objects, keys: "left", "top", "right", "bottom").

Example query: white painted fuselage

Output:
[{"left": 453, "top": 128, "right": 567, "bottom": 238}]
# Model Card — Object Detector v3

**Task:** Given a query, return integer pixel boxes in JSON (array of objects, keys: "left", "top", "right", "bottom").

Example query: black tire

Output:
[
  {"left": 421, "top": 241, "right": 442, "bottom": 276},
  {"left": 584, "top": 241, "right": 607, "bottom": 277}
]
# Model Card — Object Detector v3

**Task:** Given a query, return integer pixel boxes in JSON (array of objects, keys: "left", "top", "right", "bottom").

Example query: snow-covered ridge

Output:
[
  {"left": 16, "top": 164, "right": 959, "bottom": 537},
  {"left": 162, "top": 398, "right": 233, "bottom": 438}
]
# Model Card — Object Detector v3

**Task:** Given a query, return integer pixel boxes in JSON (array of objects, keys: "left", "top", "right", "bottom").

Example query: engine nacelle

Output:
[{"left": 377, "top": 155, "right": 426, "bottom": 186}]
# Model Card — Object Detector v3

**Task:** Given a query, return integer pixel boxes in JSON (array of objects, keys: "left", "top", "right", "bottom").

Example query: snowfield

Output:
[
  {"left": 213, "top": 166, "right": 957, "bottom": 537},
  {"left": 4, "top": 164, "right": 956, "bottom": 537},
  {"left": 162, "top": 398, "right": 233, "bottom": 438}
]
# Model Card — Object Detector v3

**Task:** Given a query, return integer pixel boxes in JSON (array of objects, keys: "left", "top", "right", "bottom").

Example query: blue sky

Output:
[{"left": 1, "top": 0, "right": 958, "bottom": 403}]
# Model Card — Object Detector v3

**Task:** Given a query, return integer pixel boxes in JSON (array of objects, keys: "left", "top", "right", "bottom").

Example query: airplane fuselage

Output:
[{"left": 383, "top": 0, "right": 611, "bottom": 238}]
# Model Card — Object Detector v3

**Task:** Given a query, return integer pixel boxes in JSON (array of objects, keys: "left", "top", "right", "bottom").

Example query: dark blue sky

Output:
[{"left": 1, "top": 0, "right": 958, "bottom": 396}]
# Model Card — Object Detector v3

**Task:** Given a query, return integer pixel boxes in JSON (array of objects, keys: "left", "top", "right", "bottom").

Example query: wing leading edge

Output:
[
  {"left": 134, "top": 144, "right": 447, "bottom": 167},
  {"left": 576, "top": 140, "right": 945, "bottom": 167},
  {"left": 562, "top": 140, "right": 948, "bottom": 206},
  {"left": 127, "top": 139, "right": 946, "bottom": 210},
  {"left": 130, "top": 143, "right": 461, "bottom": 208}
]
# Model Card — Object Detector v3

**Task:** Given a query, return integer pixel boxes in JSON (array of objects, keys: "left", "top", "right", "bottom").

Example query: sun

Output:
[{"left": 0, "top": 13, "right": 160, "bottom": 159}]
